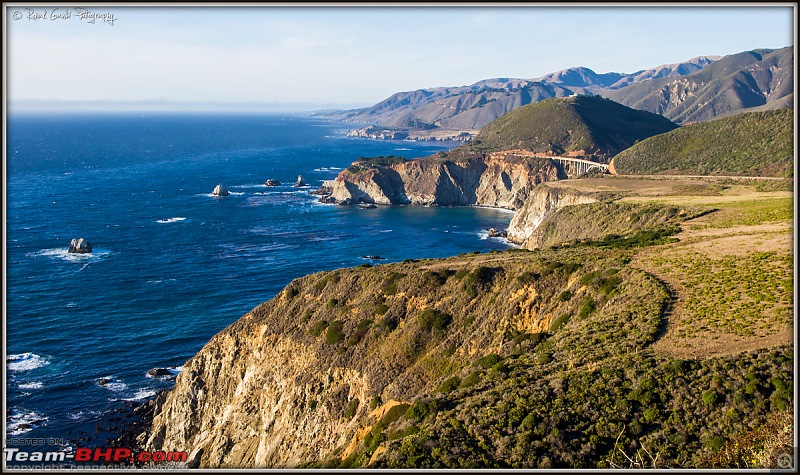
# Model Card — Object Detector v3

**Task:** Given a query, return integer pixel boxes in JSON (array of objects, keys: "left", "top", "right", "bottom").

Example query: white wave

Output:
[
  {"left": 67, "top": 410, "right": 102, "bottom": 422},
  {"left": 7, "top": 353, "right": 50, "bottom": 372},
  {"left": 378, "top": 230, "right": 393, "bottom": 233},
  {"left": 7, "top": 409, "right": 48, "bottom": 436},
  {"left": 313, "top": 167, "right": 344, "bottom": 172},
  {"left": 394, "top": 147, "right": 412, "bottom": 151},
  {"left": 97, "top": 377, "right": 128, "bottom": 392},
  {"left": 27, "top": 248, "right": 112, "bottom": 263},
  {"left": 477, "top": 230, "right": 489, "bottom": 240},
  {"left": 18, "top": 381, "right": 43, "bottom": 390},
  {"left": 470, "top": 205, "right": 516, "bottom": 214},
  {"left": 229, "top": 183, "right": 267, "bottom": 189},
  {"left": 124, "top": 388, "right": 156, "bottom": 402},
  {"left": 144, "top": 366, "right": 183, "bottom": 379},
  {"left": 156, "top": 217, "right": 186, "bottom": 223}
]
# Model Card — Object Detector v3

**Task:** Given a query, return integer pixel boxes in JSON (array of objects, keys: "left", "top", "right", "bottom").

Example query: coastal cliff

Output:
[
  {"left": 321, "top": 153, "right": 609, "bottom": 250},
  {"left": 141, "top": 250, "right": 660, "bottom": 467},
  {"left": 326, "top": 153, "right": 562, "bottom": 209}
]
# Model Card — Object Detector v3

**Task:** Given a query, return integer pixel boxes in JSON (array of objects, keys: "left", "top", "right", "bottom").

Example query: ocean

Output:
[{"left": 4, "top": 113, "right": 514, "bottom": 443}]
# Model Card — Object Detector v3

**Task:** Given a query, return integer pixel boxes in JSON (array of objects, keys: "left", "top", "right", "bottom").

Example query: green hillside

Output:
[
  {"left": 465, "top": 96, "right": 678, "bottom": 160},
  {"left": 611, "top": 109, "right": 794, "bottom": 177}
]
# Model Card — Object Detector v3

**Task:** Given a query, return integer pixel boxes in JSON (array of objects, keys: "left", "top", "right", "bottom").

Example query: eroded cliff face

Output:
[
  {"left": 145, "top": 327, "right": 370, "bottom": 468},
  {"left": 329, "top": 154, "right": 561, "bottom": 209},
  {"left": 140, "top": 251, "right": 605, "bottom": 468},
  {"left": 507, "top": 186, "right": 599, "bottom": 248}
]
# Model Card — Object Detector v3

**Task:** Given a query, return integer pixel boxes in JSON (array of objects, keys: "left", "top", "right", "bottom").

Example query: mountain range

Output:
[{"left": 329, "top": 46, "right": 792, "bottom": 136}]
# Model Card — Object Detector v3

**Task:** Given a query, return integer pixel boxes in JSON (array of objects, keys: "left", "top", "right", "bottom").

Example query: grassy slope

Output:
[
  {"left": 462, "top": 96, "right": 677, "bottom": 159},
  {"left": 275, "top": 176, "right": 792, "bottom": 469},
  {"left": 611, "top": 109, "right": 794, "bottom": 177}
]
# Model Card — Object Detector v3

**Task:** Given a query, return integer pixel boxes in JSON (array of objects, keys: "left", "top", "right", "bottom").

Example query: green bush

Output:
[
  {"left": 418, "top": 309, "right": 453, "bottom": 333},
  {"left": 702, "top": 390, "right": 719, "bottom": 406},
  {"left": 578, "top": 297, "right": 596, "bottom": 319},
  {"left": 558, "top": 290, "right": 572, "bottom": 302},
  {"left": 345, "top": 398, "right": 360, "bottom": 419},
  {"left": 309, "top": 320, "right": 329, "bottom": 337},
  {"left": 437, "top": 376, "right": 461, "bottom": 393},
  {"left": 325, "top": 321, "right": 345, "bottom": 344},
  {"left": 460, "top": 371, "right": 481, "bottom": 388},
  {"left": 477, "top": 354, "right": 502, "bottom": 369}
]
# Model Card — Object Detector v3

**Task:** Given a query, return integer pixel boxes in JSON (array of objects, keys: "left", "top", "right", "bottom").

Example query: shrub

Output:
[
  {"left": 558, "top": 290, "right": 572, "bottom": 302},
  {"left": 345, "top": 398, "right": 360, "bottom": 419},
  {"left": 460, "top": 371, "right": 481, "bottom": 388},
  {"left": 437, "top": 376, "right": 461, "bottom": 393},
  {"left": 405, "top": 400, "right": 438, "bottom": 422},
  {"left": 702, "top": 390, "right": 719, "bottom": 406},
  {"left": 418, "top": 309, "right": 452, "bottom": 333},
  {"left": 578, "top": 297, "right": 596, "bottom": 319},
  {"left": 478, "top": 354, "right": 502, "bottom": 369},
  {"left": 300, "top": 309, "right": 313, "bottom": 324},
  {"left": 550, "top": 314, "right": 569, "bottom": 332},
  {"left": 309, "top": 320, "right": 329, "bottom": 337},
  {"left": 382, "top": 272, "right": 405, "bottom": 295},
  {"left": 370, "top": 396, "right": 382, "bottom": 410},
  {"left": 325, "top": 321, "right": 344, "bottom": 344}
]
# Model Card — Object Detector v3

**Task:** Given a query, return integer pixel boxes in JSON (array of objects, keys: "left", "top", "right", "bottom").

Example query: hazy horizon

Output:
[{"left": 6, "top": 4, "right": 795, "bottom": 113}]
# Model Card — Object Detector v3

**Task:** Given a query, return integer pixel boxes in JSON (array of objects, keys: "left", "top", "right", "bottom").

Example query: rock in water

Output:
[
  {"left": 212, "top": 184, "right": 229, "bottom": 197},
  {"left": 294, "top": 175, "right": 307, "bottom": 187},
  {"left": 148, "top": 368, "right": 174, "bottom": 377},
  {"left": 68, "top": 238, "right": 92, "bottom": 254},
  {"left": 265, "top": 179, "right": 281, "bottom": 187}
]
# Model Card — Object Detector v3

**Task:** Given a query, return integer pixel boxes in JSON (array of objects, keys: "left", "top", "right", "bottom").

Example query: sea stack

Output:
[
  {"left": 265, "top": 179, "right": 281, "bottom": 187},
  {"left": 68, "top": 238, "right": 92, "bottom": 254},
  {"left": 294, "top": 175, "right": 307, "bottom": 187},
  {"left": 212, "top": 184, "right": 230, "bottom": 197}
]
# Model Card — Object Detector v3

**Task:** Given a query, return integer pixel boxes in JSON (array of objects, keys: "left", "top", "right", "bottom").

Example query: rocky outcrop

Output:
[
  {"left": 212, "top": 184, "right": 229, "bottom": 197},
  {"left": 327, "top": 153, "right": 561, "bottom": 208},
  {"left": 264, "top": 179, "right": 281, "bottom": 187},
  {"left": 506, "top": 185, "right": 599, "bottom": 248},
  {"left": 294, "top": 176, "right": 307, "bottom": 187},
  {"left": 68, "top": 238, "right": 92, "bottom": 254}
]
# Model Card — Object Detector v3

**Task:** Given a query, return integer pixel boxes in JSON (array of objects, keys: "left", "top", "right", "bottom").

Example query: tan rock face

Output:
[
  {"left": 146, "top": 321, "right": 369, "bottom": 468},
  {"left": 330, "top": 154, "right": 560, "bottom": 208},
  {"left": 506, "top": 186, "right": 598, "bottom": 248}
]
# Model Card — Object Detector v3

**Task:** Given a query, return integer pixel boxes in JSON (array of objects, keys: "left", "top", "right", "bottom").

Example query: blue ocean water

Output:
[{"left": 4, "top": 113, "right": 514, "bottom": 441}]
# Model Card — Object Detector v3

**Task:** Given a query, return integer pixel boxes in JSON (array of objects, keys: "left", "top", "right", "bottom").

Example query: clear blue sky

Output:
[{"left": 6, "top": 4, "right": 795, "bottom": 111}]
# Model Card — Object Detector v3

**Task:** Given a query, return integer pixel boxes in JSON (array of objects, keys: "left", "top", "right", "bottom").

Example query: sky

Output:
[{"left": 5, "top": 4, "right": 796, "bottom": 112}]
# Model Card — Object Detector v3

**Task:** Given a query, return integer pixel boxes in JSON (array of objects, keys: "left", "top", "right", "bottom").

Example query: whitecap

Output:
[
  {"left": 96, "top": 377, "right": 127, "bottom": 392},
  {"left": 27, "top": 248, "right": 112, "bottom": 263},
  {"left": 156, "top": 217, "right": 186, "bottom": 223},
  {"left": 394, "top": 147, "right": 412, "bottom": 151},
  {"left": 7, "top": 409, "right": 48, "bottom": 436},
  {"left": 124, "top": 388, "right": 156, "bottom": 402},
  {"left": 18, "top": 382, "right": 43, "bottom": 390},
  {"left": 66, "top": 410, "right": 102, "bottom": 422},
  {"left": 7, "top": 353, "right": 50, "bottom": 372}
]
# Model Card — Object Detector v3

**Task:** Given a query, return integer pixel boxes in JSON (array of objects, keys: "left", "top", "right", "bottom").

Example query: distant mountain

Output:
[
  {"left": 464, "top": 95, "right": 679, "bottom": 160},
  {"left": 331, "top": 56, "right": 717, "bottom": 133},
  {"left": 331, "top": 48, "right": 792, "bottom": 138},
  {"left": 606, "top": 47, "right": 793, "bottom": 124},
  {"left": 611, "top": 109, "right": 793, "bottom": 177}
]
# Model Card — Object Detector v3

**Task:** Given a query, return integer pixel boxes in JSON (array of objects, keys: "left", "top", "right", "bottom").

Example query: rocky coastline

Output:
[{"left": 313, "top": 153, "right": 601, "bottom": 249}]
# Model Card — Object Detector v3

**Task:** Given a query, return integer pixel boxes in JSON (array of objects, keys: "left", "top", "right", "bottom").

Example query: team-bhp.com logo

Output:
[{"left": 4, "top": 446, "right": 187, "bottom": 466}]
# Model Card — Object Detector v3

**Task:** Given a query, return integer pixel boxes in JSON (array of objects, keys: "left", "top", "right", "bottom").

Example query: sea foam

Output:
[{"left": 7, "top": 353, "right": 50, "bottom": 372}]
